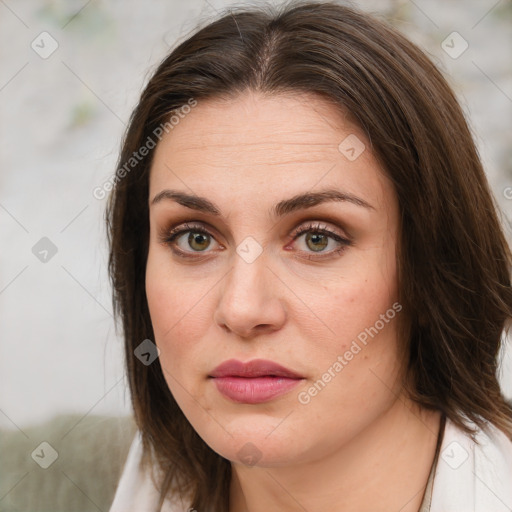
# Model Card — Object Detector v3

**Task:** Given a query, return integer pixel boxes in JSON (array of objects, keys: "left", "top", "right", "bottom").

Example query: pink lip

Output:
[{"left": 209, "top": 359, "right": 304, "bottom": 404}]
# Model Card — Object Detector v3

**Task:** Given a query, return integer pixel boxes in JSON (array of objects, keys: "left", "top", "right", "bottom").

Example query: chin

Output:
[{"left": 192, "top": 418, "right": 314, "bottom": 468}]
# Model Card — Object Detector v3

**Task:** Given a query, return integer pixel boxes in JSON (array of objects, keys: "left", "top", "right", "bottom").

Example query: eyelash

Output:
[{"left": 158, "top": 221, "right": 353, "bottom": 261}]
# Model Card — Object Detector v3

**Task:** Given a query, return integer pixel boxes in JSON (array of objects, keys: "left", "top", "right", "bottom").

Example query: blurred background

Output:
[{"left": 0, "top": 0, "right": 511, "bottom": 509}]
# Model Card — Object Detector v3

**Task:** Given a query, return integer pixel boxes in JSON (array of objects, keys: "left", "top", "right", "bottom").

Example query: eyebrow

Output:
[{"left": 150, "top": 188, "right": 375, "bottom": 217}]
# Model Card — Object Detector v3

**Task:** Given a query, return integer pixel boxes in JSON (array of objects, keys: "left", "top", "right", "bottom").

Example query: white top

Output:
[{"left": 110, "top": 416, "right": 512, "bottom": 512}]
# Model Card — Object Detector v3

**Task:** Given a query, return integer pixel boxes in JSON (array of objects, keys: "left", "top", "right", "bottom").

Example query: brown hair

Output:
[{"left": 105, "top": 1, "right": 512, "bottom": 510}]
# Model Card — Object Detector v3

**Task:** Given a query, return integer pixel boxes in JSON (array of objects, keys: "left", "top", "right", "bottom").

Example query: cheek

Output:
[
  {"left": 309, "top": 246, "right": 400, "bottom": 388},
  {"left": 145, "top": 251, "right": 190, "bottom": 363},
  {"left": 146, "top": 256, "right": 175, "bottom": 338},
  {"left": 298, "top": 298, "right": 403, "bottom": 429},
  {"left": 145, "top": 250, "right": 214, "bottom": 376},
  {"left": 145, "top": 268, "right": 199, "bottom": 408},
  {"left": 325, "top": 268, "right": 398, "bottom": 344}
]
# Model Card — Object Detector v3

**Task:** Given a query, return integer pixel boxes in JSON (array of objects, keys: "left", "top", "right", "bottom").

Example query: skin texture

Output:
[{"left": 145, "top": 91, "right": 441, "bottom": 512}]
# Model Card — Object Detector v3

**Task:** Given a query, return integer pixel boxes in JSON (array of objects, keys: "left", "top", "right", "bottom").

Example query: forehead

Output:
[
  {"left": 148, "top": 91, "right": 394, "bottom": 214},
  {"left": 154, "top": 91, "right": 359, "bottom": 160}
]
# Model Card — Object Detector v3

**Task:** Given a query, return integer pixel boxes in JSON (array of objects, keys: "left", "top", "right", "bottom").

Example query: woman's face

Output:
[{"left": 146, "top": 91, "right": 402, "bottom": 467}]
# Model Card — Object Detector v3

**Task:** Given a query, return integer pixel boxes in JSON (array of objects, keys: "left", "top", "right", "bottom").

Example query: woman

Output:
[{"left": 106, "top": 1, "right": 512, "bottom": 511}]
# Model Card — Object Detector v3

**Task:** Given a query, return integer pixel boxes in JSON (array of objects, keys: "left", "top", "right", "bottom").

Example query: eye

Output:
[
  {"left": 158, "top": 220, "right": 352, "bottom": 261},
  {"left": 287, "top": 221, "right": 352, "bottom": 260},
  {"left": 158, "top": 222, "right": 221, "bottom": 259}
]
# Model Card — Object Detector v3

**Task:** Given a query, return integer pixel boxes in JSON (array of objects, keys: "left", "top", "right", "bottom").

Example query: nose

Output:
[{"left": 213, "top": 249, "right": 287, "bottom": 339}]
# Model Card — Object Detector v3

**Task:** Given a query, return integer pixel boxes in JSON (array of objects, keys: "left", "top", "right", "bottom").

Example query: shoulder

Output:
[
  {"left": 109, "top": 431, "right": 191, "bottom": 512},
  {"left": 430, "top": 416, "right": 512, "bottom": 512}
]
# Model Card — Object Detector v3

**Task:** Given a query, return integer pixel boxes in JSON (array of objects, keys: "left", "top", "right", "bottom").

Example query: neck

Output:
[{"left": 229, "top": 397, "right": 442, "bottom": 512}]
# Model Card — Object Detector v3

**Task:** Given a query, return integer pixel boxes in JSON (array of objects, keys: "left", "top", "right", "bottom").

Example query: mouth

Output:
[{"left": 208, "top": 359, "right": 304, "bottom": 404}]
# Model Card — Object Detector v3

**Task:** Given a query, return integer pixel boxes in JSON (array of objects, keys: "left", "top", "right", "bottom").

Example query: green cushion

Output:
[{"left": 0, "top": 414, "right": 137, "bottom": 512}]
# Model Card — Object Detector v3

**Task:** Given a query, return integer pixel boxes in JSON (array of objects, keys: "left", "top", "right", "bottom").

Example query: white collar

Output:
[{"left": 429, "top": 416, "right": 512, "bottom": 511}]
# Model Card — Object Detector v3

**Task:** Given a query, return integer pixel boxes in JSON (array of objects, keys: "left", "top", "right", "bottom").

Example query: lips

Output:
[
  {"left": 209, "top": 359, "right": 304, "bottom": 404},
  {"left": 209, "top": 358, "right": 303, "bottom": 379}
]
